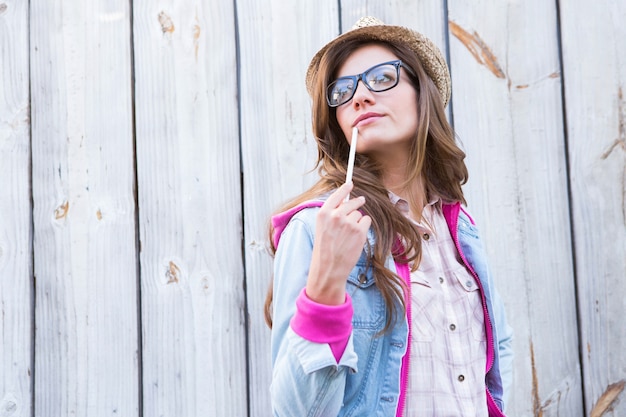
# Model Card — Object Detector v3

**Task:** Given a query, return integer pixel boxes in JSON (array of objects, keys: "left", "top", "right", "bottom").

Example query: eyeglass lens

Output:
[{"left": 327, "top": 61, "right": 401, "bottom": 107}]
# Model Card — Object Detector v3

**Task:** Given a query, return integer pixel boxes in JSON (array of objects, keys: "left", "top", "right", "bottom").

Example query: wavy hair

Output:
[{"left": 264, "top": 37, "right": 468, "bottom": 332}]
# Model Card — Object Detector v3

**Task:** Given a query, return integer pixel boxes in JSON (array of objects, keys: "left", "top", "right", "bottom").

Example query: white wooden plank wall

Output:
[
  {"left": 29, "top": 0, "right": 139, "bottom": 416},
  {"left": 0, "top": 0, "right": 624, "bottom": 416},
  {"left": 448, "top": 1, "right": 582, "bottom": 415},
  {"left": 133, "top": 0, "right": 247, "bottom": 415},
  {"left": 237, "top": 1, "right": 337, "bottom": 415},
  {"left": 0, "top": 0, "right": 32, "bottom": 415},
  {"left": 560, "top": 0, "right": 626, "bottom": 416}
]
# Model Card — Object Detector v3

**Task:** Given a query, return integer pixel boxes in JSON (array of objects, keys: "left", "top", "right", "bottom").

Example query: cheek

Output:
[
  {"left": 335, "top": 107, "right": 353, "bottom": 140},
  {"left": 405, "top": 108, "right": 419, "bottom": 132},
  {"left": 400, "top": 94, "right": 419, "bottom": 131}
]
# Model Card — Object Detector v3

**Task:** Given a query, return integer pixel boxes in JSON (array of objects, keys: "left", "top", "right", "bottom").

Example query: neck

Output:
[{"left": 382, "top": 166, "right": 428, "bottom": 221}]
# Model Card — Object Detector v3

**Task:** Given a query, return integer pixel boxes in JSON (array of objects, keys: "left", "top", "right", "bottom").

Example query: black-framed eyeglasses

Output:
[{"left": 326, "top": 60, "right": 412, "bottom": 107}]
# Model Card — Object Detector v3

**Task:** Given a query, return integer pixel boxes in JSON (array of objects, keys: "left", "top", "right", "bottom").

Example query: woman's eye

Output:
[{"left": 368, "top": 68, "right": 396, "bottom": 88}]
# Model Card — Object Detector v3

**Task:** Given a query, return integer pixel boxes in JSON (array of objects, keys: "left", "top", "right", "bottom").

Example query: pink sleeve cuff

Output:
[{"left": 290, "top": 288, "right": 353, "bottom": 362}]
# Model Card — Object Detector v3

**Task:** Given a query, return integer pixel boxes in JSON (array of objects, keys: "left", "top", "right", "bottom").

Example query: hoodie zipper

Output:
[
  {"left": 445, "top": 205, "right": 496, "bottom": 372},
  {"left": 445, "top": 204, "right": 502, "bottom": 416},
  {"left": 394, "top": 258, "right": 411, "bottom": 417}
]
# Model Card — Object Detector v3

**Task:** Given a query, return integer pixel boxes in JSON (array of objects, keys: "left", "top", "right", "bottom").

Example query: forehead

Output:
[{"left": 336, "top": 44, "right": 399, "bottom": 77}]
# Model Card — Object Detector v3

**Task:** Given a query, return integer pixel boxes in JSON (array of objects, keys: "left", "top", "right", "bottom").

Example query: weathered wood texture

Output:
[
  {"left": 0, "top": 0, "right": 32, "bottom": 415},
  {"left": 448, "top": 1, "right": 583, "bottom": 415},
  {"left": 237, "top": 1, "right": 337, "bottom": 414},
  {"left": 1, "top": 0, "right": 624, "bottom": 416},
  {"left": 133, "top": 0, "right": 247, "bottom": 415},
  {"left": 560, "top": 0, "right": 626, "bottom": 416},
  {"left": 341, "top": 1, "right": 447, "bottom": 53},
  {"left": 29, "top": 0, "right": 139, "bottom": 415}
]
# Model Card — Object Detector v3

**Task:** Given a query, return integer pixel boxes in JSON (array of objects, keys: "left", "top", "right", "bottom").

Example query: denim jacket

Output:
[{"left": 270, "top": 200, "right": 514, "bottom": 417}]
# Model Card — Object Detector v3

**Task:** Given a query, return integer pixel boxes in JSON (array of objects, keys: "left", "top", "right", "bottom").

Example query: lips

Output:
[{"left": 353, "top": 112, "right": 383, "bottom": 127}]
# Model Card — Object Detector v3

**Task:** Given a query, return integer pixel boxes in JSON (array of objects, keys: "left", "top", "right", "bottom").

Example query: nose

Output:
[{"left": 350, "top": 79, "right": 375, "bottom": 107}]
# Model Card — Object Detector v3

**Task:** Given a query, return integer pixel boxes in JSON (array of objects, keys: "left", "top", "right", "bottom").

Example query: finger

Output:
[
  {"left": 347, "top": 209, "right": 363, "bottom": 223},
  {"left": 324, "top": 182, "right": 354, "bottom": 208},
  {"left": 357, "top": 215, "right": 372, "bottom": 231},
  {"left": 340, "top": 195, "right": 366, "bottom": 214}
]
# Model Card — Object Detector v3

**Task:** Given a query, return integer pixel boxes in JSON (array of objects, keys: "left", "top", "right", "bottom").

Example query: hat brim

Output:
[{"left": 305, "top": 24, "right": 451, "bottom": 107}]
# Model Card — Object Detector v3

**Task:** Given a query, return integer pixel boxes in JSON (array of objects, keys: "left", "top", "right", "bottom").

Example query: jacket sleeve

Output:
[
  {"left": 492, "top": 287, "right": 514, "bottom": 410},
  {"left": 270, "top": 211, "right": 358, "bottom": 417}
]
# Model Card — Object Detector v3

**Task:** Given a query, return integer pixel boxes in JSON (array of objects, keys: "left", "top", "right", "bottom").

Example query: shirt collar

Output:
[{"left": 388, "top": 190, "right": 441, "bottom": 216}]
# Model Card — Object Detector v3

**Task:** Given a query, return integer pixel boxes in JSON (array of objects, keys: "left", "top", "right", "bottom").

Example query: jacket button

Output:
[
  {"left": 359, "top": 273, "right": 367, "bottom": 284},
  {"left": 449, "top": 324, "right": 456, "bottom": 331},
  {"left": 458, "top": 375, "right": 465, "bottom": 382},
  {"left": 423, "top": 233, "right": 430, "bottom": 241}
]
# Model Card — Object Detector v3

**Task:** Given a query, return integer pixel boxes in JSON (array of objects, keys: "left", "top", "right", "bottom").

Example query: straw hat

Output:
[{"left": 305, "top": 16, "right": 451, "bottom": 107}]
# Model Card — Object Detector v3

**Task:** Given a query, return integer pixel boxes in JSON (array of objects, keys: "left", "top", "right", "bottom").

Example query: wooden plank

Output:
[
  {"left": 559, "top": 0, "right": 626, "bottom": 415},
  {"left": 447, "top": 1, "right": 583, "bottom": 415},
  {"left": 132, "top": 1, "right": 247, "bottom": 415},
  {"left": 340, "top": 1, "right": 447, "bottom": 55},
  {"left": 29, "top": 0, "right": 139, "bottom": 415},
  {"left": 0, "top": 1, "right": 33, "bottom": 415},
  {"left": 236, "top": 1, "right": 338, "bottom": 415}
]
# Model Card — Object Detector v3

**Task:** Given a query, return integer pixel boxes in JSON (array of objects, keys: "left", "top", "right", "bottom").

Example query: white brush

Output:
[{"left": 344, "top": 127, "right": 358, "bottom": 202}]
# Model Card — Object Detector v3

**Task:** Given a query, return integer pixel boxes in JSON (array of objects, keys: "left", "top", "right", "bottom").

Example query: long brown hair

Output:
[{"left": 264, "top": 38, "right": 468, "bottom": 332}]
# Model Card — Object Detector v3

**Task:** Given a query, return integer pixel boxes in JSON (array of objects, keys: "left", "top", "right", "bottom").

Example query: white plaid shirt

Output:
[{"left": 391, "top": 194, "right": 488, "bottom": 417}]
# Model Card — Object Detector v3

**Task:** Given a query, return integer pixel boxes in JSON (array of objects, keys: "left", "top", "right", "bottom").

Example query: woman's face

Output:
[{"left": 334, "top": 44, "right": 418, "bottom": 163}]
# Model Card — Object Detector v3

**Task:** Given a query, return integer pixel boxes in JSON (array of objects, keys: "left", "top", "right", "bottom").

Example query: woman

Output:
[{"left": 265, "top": 17, "right": 513, "bottom": 417}]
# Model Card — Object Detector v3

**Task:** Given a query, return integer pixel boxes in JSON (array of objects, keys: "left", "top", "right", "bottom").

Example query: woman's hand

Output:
[{"left": 306, "top": 182, "right": 372, "bottom": 305}]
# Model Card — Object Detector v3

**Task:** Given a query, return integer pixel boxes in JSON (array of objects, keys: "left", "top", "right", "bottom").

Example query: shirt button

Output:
[
  {"left": 423, "top": 233, "right": 430, "bottom": 241},
  {"left": 439, "top": 277, "right": 444, "bottom": 284},
  {"left": 449, "top": 324, "right": 456, "bottom": 331},
  {"left": 458, "top": 375, "right": 465, "bottom": 382},
  {"left": 466, "top": 280, "right": 473, "bottom": 287}
]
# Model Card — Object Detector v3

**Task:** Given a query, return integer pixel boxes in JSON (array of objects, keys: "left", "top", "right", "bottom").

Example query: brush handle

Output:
[{"left": 344, "top": 127, "right": 358, "bottom": 202}]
